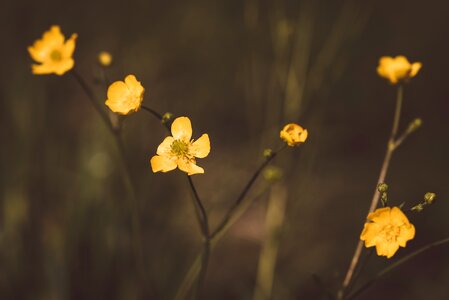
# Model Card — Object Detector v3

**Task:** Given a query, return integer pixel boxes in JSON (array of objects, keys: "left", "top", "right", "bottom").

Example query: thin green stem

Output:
[
  {"left": 71, "top": 69, "right": 113, "bottom": 132},
  {"left": 71, "top": 69, "right": 146, "bottom": 290},
  {"left": 188, "top": 176, "right": 211, "bottom": 300},
  {"left": 210, "top": 145, "right": 287, "bottom": 239},
  {"left": 141, "top": 105, "right": 164, "bottom": 122},
  {"left": 140, "top": 105, "right": 210, "bottom": 298},
  {"left": 338, "top": 85, "right": 404, "bottom": 299},
  {"left": 139, "top": 104, "right": 290, "bottom": 298},
  {"left": 346, "top": 236, "right": 449, "bottom": 300}
]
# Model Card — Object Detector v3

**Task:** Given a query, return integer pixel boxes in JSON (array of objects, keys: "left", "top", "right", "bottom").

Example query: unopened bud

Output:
[
  {"left": 378, "top": 183, "right": 388, "bottom": 193},
  {"left": 98, "top": 51, "right": 112, "bottom": 67},
  {"left": 411, "top": 203, "right": 424, "bottom": 212},
  {"left": 162, "top": 112, "right": 173, "bottom": 125},
  {"left": 407, "top": 118, "right": 422, "bottom": 132},
  {"left": 263, "top": 148, "right": 273, "bottom": 158},
  {"left": 424, "top": 192, "right": 436, "bottom": 205}
]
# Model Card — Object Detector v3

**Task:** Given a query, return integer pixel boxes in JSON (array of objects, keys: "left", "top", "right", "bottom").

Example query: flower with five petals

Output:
[
  {"left": 377, "top": 56, "right": 422, "bottom": 85},
  {"left": 360, "top": 206, "right": 415, "bottom": 258},
  {"left": 105, "top": 75, "right": 144, "bottom": 115},
  {"left": 28, "top": 25, "right": 77, "bottom": 75},
  {"left": 150, "top": 117, "right": 210, "bottom": 175}
]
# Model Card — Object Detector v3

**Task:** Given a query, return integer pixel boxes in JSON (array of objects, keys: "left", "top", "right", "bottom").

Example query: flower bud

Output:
[
  {"left": 162, "top": 112, "right": 173, "bottom": 125},
  {"left": 377, "top": 183, "right": 389, "bottom": 193},
  {"left": 98, "top": 51, "right": 112, "bottom": 67},
  {"left": 263, "top": 148, "right": 273, "bottom": 158},
  {"left": 424, "top": 192, "right": 436, "bottom": 205},
  {"left": 407, "top": 118, "right": 422, "bottom": 133}
]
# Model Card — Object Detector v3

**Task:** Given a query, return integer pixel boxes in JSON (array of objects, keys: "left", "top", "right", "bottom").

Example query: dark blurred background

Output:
[{"left": 1, "top": 0, "right": 449, "bottom": 299}]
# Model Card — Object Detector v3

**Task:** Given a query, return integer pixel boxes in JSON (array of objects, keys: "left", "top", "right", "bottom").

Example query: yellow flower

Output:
[
  {"left": 280, "top": 123, "right": 308, "bottom": 146},
  {"left": 360, "top": 207, "right": 415, "bottom": 258},
  {"left": 98, "top": 51, "right": 112, "bottom": 67},
  {"left": 377, "top": 56, "right": 422, "bottom": 84},
  {"left": 150, "top": 117, "right": 210, "bottom": 175},
  {"left": 28, "top": 25, "right": 77, "bottom": 75},
  {"left": 105, "top": 75, "right": 144, "bottom": 115}
]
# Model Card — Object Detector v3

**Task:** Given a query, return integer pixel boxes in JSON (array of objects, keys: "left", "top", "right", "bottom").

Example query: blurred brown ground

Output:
[{"left": 1, "top": 0, "right": 449, "bottom": 299}]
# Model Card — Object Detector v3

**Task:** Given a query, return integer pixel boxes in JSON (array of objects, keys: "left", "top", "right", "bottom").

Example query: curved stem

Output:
[
  {"left": 71, "top": 69, "right": 113, "bottom": 132},
  {"left": 139, "top": 104, "right": 290, "bottom": 298},
  {"left": 210, "top": 145, "right": 287, "bottom": 239},
  {"left": 188, "top": 176, "right": 211, "bottom": 299},
  {"left": 338, "top": 85, "right": 403, "bottom": 299},
  {"left": 346, "top": 236, "right": 449, "bottom": 300},
  {"left": 71, "top": 69, "right": 146, "bottom": 290},
  {"left": 141, "top": 105, "right": 164, "bottom": 121}
]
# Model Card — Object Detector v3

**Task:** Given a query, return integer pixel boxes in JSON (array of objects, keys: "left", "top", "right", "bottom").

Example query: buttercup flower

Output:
[
  {"left": 98, "top": 51, "right": 112, "bottom": 67},
  {"left": 105, "top": 75, "right": 144, "bottom": 115},
  {"left": 360, "top": 206, "right": 415, "bottom": 258},
  {"left": 377, "top": 56, "right": 422, "bottom": 84},
  {"left": 280, "top": 123, "right": 308, "bottom": 146},
  {"left": 150, "top": 117, "right": 210, "bottom": 175},
  {"left": 28, "top": 25, "right": 77, "bottom": 75}
]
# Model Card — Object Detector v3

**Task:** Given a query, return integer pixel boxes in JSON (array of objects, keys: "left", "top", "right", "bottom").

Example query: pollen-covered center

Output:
[
  {"left": 50, "top": 49, "right": 62, "bottom": 61},
  {"left": 380, "top": 224, "right": 401, "bottom": 243},
  {"left": 171, "top": 139, "right": 190, "bottom": 157}
]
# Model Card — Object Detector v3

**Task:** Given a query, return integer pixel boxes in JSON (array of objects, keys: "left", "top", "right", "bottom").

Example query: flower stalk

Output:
[{"left": 338, "top": 84, "right": 416, "bottom": 299}]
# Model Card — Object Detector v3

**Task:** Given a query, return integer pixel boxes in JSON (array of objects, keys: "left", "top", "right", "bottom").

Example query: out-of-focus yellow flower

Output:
[
  {"left": 150, "top": 117, "right": 210, "bottom": 175},
  {"left": 105, "top": 75, "right": 144, "bottom": 115},
  {"left": 98, "top": 51, "right": 112, "bottom": 67},
  {"left": 28, "top": 25, "right": 77, "bottom": 75},
  {"left": 377, "top": 56, "right": 422, "bottom": 84},
  {"left": 360, "top": 206, "right": 415, "bottom": 258},
  {"left": 280, "top": 123, "right": 308, "bottom": 146}
]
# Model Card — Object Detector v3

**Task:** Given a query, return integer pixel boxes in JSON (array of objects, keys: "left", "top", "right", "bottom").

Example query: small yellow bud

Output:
[
  {"left": 280, "top": 123, "right": 308, "bottom": 146},
  {"left": 98, "top": 51, "right": 112, "bottom": 67},
  {"left": 162, "top": 112, "right": 173, "bottom": 125},
  {"left": 424, "top": 192, "right": 436, "bottom": 205},
  {"left": 263, "top": 149, "right": 273, "bottom": 158},
  {"left": 411, "top": 203, "right": 424, "bottom": 212},
  {"left": 407, "top": 118, "right": 422, "bottom": 133},
  {"left": 377, "top": 183, "right": 389, "bottom": 193}
]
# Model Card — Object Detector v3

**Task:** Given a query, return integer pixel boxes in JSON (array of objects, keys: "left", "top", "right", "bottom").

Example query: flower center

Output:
[
  {"left": 381, "top": 224, "right": 400, "bottom": 242},
  {"left": 50, "top": 50, "right": 62, "bottom": 61},
  {"left": 171, "top": 139, "right": 190, "bottom": 157}
]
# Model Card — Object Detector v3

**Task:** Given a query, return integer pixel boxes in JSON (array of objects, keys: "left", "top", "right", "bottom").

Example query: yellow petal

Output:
[
  {"left": 31, "top": 63, "right": 53, "bottom": 75},
  {"left": 150, "top": 155, "right": 177, "bottom": 173},
  {"left": 366, "top": 207, "right": 391, "bottom": 225},
  {"left": 410, "top": 62, "right": 422, "bottom": 77},
  {"left": 299, "top": 129, "right": 308, "bottom": 142},
  {"left": 390, "top": 207, "right": 409, "bottom": 225},
  {"left": 178, "top": 159, "right": 204, "bottom": 175},
  {"left": 44, "top": 25, "right": 64, "bottom": 46},
  {"left": 125, "top": 75, "right": 144, "bottom": 94},
  {"left": 156, "top": 136, "right": 175, "bottom": 156},
  {"left": 53, "top": 58, "right": 75, "bottom": 75},
  {"left": 62, "top": 33, "right": 77, "bottom": 58},
  {"left": 386, "top": 243, "right": 400, "bottom": 258},
  {"left": 360, "top": 223, "right": 381, "bottom": 247},
  {"left": 397, "top": 224, "right": 415, "bottom": 247},
  {"left": 107, "top": 81, "right": 129, "bottom": 101},
  {"left": 191, "top": 134, "right": 210, "bottom": 158},
  {"left": 375, "top": 240, "right": 390, "bottom": 257},
  {"left": 171, "top": 117, "right": 192, "bottom": 141}
]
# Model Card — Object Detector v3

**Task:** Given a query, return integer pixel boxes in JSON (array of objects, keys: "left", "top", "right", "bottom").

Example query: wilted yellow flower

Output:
[
  {"left": 150, "top": 117, "right": 210, "bottom": 175},
  {"left": 28, "top": 25, "right": 77, "bottom": 75},
  {"left": 98, "top": 51, "right": 112, "bottom": 67},
  {"left": 280, "top": 123, "right": 308, "bottom": 146},
  {"left": 377, "top": 56, "right": 422, "bottom": 84},
  {"left": 105, "top": 75, "right": 144, "bottom": 115},
  {"left": 360, "top": 206, "right": 415, "bottom": 258}
]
